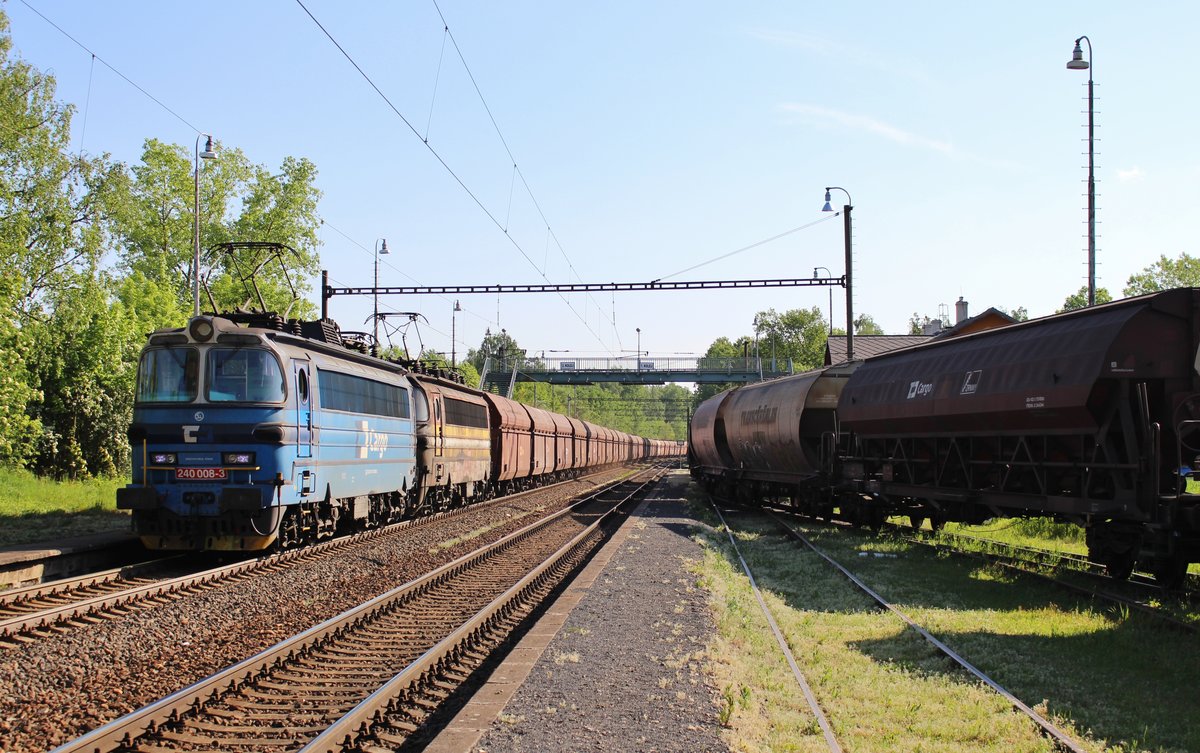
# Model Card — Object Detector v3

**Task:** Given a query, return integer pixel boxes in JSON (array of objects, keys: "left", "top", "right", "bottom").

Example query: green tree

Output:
[
  {"left": 118, "top": 139, "right": 322, "bottom": 317},
  {"left": 0, "top": 10, "right": 126, "bottom": 468},
  {"left": 908, "top": 312, "right": 934, "bottom": 335},
  {"left": 29, "top": 269, "right": 137, "bottom": 478},
  {"left": 415, "top": 348, "right": 481, "bottom": 389},
  {"left": 854, "top": 314, "right": 884, "bottom": 335},
  {"left": 466, "top": 328, "right": 523, "bottom": 375},
  {"left": 754, "top": 306, "right": 827, "bottom": 370},
  {"left": 1124, "top": 253, "right": 1200, "bottom": 296},
  {"left": 996, "top": 305, "right": 1030, "bottom": 322},
  {"left": 1059, "top": 285, "right": 1113, "bottom": 312},
  {"left": 693, "top": 336, "right": 744, "bottom": 406}
]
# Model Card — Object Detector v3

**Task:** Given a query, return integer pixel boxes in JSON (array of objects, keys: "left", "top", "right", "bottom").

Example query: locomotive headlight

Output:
[
  {"left": 188, "top": 317, "right": 215, "bottom": 342},
  {"left": 222, "top": 451, "right": 255, "bottom": 466},
  {"left": 150, "top": 452, "right": 177, "bottom": 465}
]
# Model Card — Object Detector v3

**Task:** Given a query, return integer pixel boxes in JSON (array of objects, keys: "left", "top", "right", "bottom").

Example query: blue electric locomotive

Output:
[{"left": 118, "top": 314, "right": 421, "bottom": 550}]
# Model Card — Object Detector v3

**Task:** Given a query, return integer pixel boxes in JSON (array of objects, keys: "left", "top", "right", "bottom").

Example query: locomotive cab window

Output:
[
  {"left": 207, "top": 348, "right": 286, "bottom": 403},
  {"left": 136, "top": 347, "right": 199, "bottom": 403}
]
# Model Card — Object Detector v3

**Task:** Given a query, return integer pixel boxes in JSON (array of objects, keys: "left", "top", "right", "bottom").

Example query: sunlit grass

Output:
[
  {"left": 429, "top": 506, "right": 544, "bottom": 552},
  {"left": 692, "top": 505, "right": 1063, "bottom": 752},
  {"left": 693, "top": 492, "right": 1199, "bottom": 753},
  {"left": 0, "top": 467, "right": 128, "bottom": 546}
]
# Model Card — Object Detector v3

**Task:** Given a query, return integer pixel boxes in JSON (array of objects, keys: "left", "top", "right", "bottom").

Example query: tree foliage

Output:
[
  {"left": 753, "top": 307, "right": 828, "bottom": 370},
  {"left": 996, "top": 305, "right": 1029, "bottom": 322},
  {"left": 1059, "top": 285, "right": 1113, "bottom": 313},
  {"left": 459, "top": 331, "right": 689, "bottom": 440},
  {"left": 1124, "top": 253, "right": 1200, "bottom": 297},
  {"left": 0, "top": 11, "right": 325, "bottom": 477},
  {"left": 118, "top": 139, "right": 322, "bottom": 318},
  {"left": 465, "top": 328, "right": 524, "bottom": 375},
  {"left": 854, "top": 314, "right": 884, "bottom": 335}
]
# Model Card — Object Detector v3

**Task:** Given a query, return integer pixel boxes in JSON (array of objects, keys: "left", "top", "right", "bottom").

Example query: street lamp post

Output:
[
  {"left": 813, "top": 266, "right": 833, "bottom": 334},
  {"left": 374, "top": 238, "right": 389, "bottom": 348},
  {"left": 1067, "top": 36, "right": 1095, "bottom": 306},
  {"left": 821, "top": 187, "right": 854, "bottom": 361},
  {"left": 636, "top": 327, "right": 642, "bottom": 372},
  {"left": 451, "top": 300, "right": 461, "bottom": 367},
  {"left": 193, "top": 133, "right": 216, "bottom": 316}
]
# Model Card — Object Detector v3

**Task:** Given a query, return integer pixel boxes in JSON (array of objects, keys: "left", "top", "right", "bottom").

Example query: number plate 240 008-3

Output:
[{"left": 175, "top": 467, "right": 227, "bottom": 481}]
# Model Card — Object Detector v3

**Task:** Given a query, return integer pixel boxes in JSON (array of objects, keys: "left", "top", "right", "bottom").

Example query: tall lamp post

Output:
[
  {"left": 813, "top": 266, "right": 833, "bottom": 334},
  {"left": 451, "top": 300, "right": 461, "bottom": 367},
  {"left": 1067, "top": 36, "right": 1096, "bottom": 306},
  {"left": 374, "top": 238, "right": 389, "bottom": 348},
  {"left": 636, "top": 327, "right": 642, "bottom": 372},
  {"left": 193, "top": 134, "right": 217, "bottom": 316},
  {"left": 821, "top": 187, "right": 854, "bottom": 361}
]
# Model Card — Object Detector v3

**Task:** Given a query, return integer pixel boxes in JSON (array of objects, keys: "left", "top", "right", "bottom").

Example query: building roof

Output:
[
  {"left": 824, "top": 307, "right": 1020, "bottom": 365},
  {"left": 824, "top": 335, "right": 932, "bottom": 365},
  {"left": 932, "top": 307, "right": 1018, "bottom": 339}
]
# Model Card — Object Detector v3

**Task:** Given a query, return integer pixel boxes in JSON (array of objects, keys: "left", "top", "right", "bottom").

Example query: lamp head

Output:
[
  {"left": 1067, "top": 40, "right": 1089, "bottom": 70},
  {"left": 200, "top": 135, "right": 217, "bottom": 160},
  {"left": 822, "top": 189, "right": 834, "bottom": 212},
  {"left": 379, "top": 239, "right": 390, "bottom": 255},
  {"left": 454, "top": 300, "right": 461, "bottom": 312}
]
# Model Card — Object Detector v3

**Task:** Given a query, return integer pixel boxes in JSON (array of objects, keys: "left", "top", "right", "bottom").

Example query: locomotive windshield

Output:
[
  {"left": 136, "top": 348, "right": 199, "bottom": 402},
  {"left": 207, "top": 348, "right": 286, "bottom": 403}
]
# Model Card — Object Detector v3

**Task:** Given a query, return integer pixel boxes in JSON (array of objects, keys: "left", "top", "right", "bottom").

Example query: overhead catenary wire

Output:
[
  {"left": 430, "top": 0, "right": 624, "bottom": 351},
  {"left": 18, "top": 0, "right": 204, "bottom": 136},
  {"left": 654, "top": 214, "right": 840, "bottom": 283},
  {"left": 319, "top": 218, "right": 486, "bottom": 359},
  {"left": 296, "top": 0, "right": 618, "bottom": 356}
]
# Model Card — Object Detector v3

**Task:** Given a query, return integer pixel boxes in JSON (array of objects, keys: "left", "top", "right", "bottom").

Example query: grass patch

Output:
[
  {"left": 691, "top": 491, "right": 1198, "bottom": 752},
  {"left": 0, "top": 468, "right": 129, "bottom": 547},
  {"left": 944, "top": 517, "right": 1087, "bottom": 555},
  {"left": 429, "top": 506, "right": 543, "bottom": 553}
]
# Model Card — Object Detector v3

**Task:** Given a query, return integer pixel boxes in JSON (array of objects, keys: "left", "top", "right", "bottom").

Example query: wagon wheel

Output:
[
  {"left": 1151, "top": 554, "right": 1188, "bottom": 591},
  {"left": 1103, "top": 549, "right": 1136, "bottom": 581},
  {"left": 908, "top": 514, "right": 926, "bottom": 531}
]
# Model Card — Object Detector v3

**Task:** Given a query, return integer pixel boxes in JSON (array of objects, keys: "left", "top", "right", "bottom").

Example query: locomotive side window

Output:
[
  {"left": 317, "top": 369, "right": 410, "bottom": 418},
  {"left": 207, "top": 348, "right": 286, "bottom": 403},
  {"left": 136, "top": 348, "right": 199, "bottom": 403},
  {"left": 297, "top": 369, "right": 309, "bottom": 404},
  {"left": 445, "top": 397, "right": 488, "bottom": 428}
]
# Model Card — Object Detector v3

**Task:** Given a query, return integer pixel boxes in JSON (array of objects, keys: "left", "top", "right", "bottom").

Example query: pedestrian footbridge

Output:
[{"left": 479, "top": 355, "right": 794, "bottom": 396}]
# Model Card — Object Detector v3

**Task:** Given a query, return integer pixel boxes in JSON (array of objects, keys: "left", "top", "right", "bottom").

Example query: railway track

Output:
[
  {"left": 711, "top": 498, "right": 1091, "bottom": 753},
  {"left": 0, "top": 470, "right": 627, "bottom": 647},
  {"left": 921, "top": 525, "right": 1200, "bottom": 591},
  {"left": 756, "top": 503, "right": 1200, "bottom": 634},
  {"left": 51, "top": 467, "right": 664, "bottom": 753},
  {"left": 888, "top": 522, "right": 1200, "bottom": 633}
]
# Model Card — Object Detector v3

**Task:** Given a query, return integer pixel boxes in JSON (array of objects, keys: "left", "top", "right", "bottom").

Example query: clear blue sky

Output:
[{"left": 7, "top": 1, "right": 1197, "bottom": 362}]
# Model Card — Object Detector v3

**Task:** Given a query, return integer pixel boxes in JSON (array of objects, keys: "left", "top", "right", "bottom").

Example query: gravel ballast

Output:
[
  {"left": 464, "top": 470, "right": 726, "bottom": 753},
  {"left": 0, "top": 471, "right": 631, "bottom": 753}
]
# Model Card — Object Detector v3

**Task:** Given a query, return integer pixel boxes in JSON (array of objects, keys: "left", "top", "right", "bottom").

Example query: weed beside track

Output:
[{"left": 689, "top": 485, "right": 1198, "bottom": 753}]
